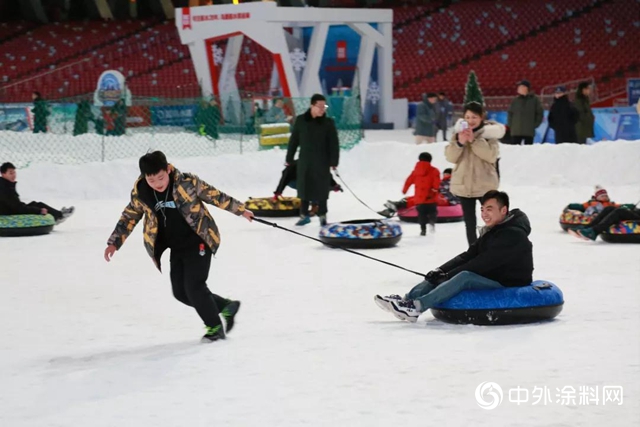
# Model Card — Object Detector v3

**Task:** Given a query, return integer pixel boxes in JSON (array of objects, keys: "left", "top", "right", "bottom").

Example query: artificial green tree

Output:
[{"left": 463, "top": 70, "right": 485, "bottom": 106}]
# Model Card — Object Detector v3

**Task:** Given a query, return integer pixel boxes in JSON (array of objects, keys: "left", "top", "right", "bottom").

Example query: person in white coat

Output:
[{"left": 445, "top": 102, "right": 505, "bottom": 245}]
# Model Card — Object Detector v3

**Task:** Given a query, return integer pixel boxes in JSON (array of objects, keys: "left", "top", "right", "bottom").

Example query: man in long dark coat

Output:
[{"left": 285, "top": 94, "right": 340, "bottom": 226}]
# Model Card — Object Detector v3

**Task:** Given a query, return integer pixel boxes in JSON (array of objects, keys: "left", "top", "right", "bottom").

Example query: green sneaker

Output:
[
  {"left": 221, "top": 300, "right": 241, "bottom": 334},
  {"left": 201, "top": 324, "right": 226, "bottom": 343}
]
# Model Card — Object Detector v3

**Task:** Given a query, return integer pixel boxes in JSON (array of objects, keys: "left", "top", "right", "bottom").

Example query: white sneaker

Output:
[
  {"left": 390, "top": 300, "right": 420, "bottom": 323},
  {"left": 374, "top": 294, "right": 403, "bottom": 313}
]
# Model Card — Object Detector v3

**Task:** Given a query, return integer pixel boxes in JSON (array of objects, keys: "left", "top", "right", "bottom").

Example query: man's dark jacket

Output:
[
  {"left": 285, "top": 109, "right": 339, "bottom": 201},
  {"left": 438, "top": 209, "right": 534, "bottom": 287},
  {"left": 0, "top": 177, "right": 40, "bottom": 215}
]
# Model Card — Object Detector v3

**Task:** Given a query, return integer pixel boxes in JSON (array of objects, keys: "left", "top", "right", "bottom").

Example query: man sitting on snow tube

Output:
[
  {"left": 0, "top": 162, "right": 74, "bottom": 224},
  {"left": 374, "top": 190, "right": 533, "bottom": 322},
  {"left": 569, "top": 204, "right": 640, "bottom": 242}
]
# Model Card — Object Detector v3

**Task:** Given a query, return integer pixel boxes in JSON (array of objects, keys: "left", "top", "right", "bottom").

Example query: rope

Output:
[
  {"left": 333, "top": 169, "right": 388, "bottom": 217},
  {"left": 253, "top": 217, "right": 425, "bottom": 278}
]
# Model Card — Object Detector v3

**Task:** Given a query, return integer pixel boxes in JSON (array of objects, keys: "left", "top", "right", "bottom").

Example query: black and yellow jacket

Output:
[{"left": 107, "top": 165, "right": 246, "bottom": 271}]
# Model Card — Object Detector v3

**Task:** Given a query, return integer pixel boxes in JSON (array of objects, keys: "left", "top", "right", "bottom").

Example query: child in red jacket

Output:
[{"left": 403, "top": 152, "right": 441, "bottom": 235}]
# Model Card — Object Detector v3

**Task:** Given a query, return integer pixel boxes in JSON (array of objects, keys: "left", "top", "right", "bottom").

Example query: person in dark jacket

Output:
[
  {"left": 437, "top": 168, "right": 460, "bottom": 206},
  {"left": 375, "top": 190, "right": 534, "bottom": 322},
  {"left": 414, "top": 93, "right": 438, "bottom": 144},
  {"left": 0, "top": 162, "right": 74, "bottom": 224},
  {"left": 548, "top": 86, "right": 578, "bottom": 143},
  {"left": 103, "top": 151, "right": 254, "bottom": 343},
  {"left": 195, "top": 99, "right": 221, "bottom": 139},
  {"left": 507, "top": 80, "right": 543, "bottom": 145},
  {"left": 436, "top": 92, "right": 453, "bottom": 141},
  {"left": 569, "top": 204, "right": 640, "bottom": 241},
  {"left": 574, "top": 81, "right": 595, "bottom": 145},
  {"left": 108, "top": 99, "right": 127, "bottom": 136},
  {"left": 31, "top": 91, "right": 49, "bottom": 134},
  {"left": 73, "top": 100, "right": 93, "bottom": 136},
  {"left": 285, "top": 94, "right": 340, "bottom": 226}
]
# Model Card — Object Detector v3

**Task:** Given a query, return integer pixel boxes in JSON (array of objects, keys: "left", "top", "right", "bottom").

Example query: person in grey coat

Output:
[
  {"left": 414, "top": 93, "right": 438, "bottom": 144},
  {"left": 507, "top": 80, "right": 543, "bottom": 145},
  {"left": 265, "top": 98, "right": 292, "bottom": 124},
  {"left": 436, "top": 92, "right": 454, "bottom": 141}
]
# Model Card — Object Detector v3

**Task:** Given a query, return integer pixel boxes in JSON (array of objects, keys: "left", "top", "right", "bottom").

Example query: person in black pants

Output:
[
  {"left": 570, "top": 205, "right": 640, "bottom": 241},
  {"left": 0, "top": 162, "right": 74, "bottom": 224},
  {"left": 104, "top": 151, "right": 254, "bottom": 343},
  {"left": 459, "top": 196, "right": 482, "bottom": 244},
  {"left": 445, "top": 102, "right": 504, "bottom": 246}
]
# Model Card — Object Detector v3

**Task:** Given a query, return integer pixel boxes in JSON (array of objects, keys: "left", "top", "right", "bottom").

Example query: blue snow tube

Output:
[
  {"left": 319, "top": 219, "right": 402, "bottom": 249},
  {"left": 430, "top": 280, "right": 564, "bottom": 325}
]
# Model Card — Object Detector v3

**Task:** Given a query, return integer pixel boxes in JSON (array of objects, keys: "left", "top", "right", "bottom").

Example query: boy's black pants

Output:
[
  {"left": 416, "top": 203, "right": 437, "bottom": 231},
  {"left": 170, "top": 248, "right": 228, "bottom": 328},
  {"left": 27, "top": 201, "right": 62, "bottom": 220}
]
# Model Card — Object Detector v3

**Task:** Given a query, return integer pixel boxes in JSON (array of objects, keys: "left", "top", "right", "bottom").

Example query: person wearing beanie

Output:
[
  {"left": 575, "top": 81, "right": 595, "bottom": 145},
  {"left": 507, "top": 79, "right": 543, "bottom": 145},
  {"left": 445, "top": 102, "right": 504, "bottom": 246},
  {"left": 548, "top": 86, "right": 578, "bottom": 143},
  {"left": 565, "top": 186, "right": 620, "bottom": 217},
  {"left": 414, "top": 93, "right": 438, "bottom": 144},
  {"left": 438, "top": 168, "right": 460, "bottom": 206},
  {"left": 402, "top": 152, "right": 441, "bottom": 235}
]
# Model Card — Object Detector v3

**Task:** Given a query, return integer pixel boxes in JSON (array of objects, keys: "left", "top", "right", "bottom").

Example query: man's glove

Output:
[{"left": 425, "top": 268, "right": 447, "bottom": 284}]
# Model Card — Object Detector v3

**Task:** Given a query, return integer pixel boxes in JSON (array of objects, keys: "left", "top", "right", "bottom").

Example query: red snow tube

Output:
[{"left": 398, "top": 204, "right": 464, "bottom": 223}]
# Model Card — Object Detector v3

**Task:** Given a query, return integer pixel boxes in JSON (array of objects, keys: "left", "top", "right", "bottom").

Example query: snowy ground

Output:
[{"left": 1, "top": 131, "right": 639, "bottom": 426}]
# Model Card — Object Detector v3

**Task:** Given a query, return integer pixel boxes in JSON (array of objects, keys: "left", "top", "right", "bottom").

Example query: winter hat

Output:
[
  {"left": 463, "top": 101, "right": 484, "bottom": 117},
  {"left": 594, "top": 185, "right": 608, "bottom": 200},
  {"left": 419, "top": 152, "right": 432, "bottom": 162},
  {"left": 517, "top": 80, "right": 531, "bottom": 89}
]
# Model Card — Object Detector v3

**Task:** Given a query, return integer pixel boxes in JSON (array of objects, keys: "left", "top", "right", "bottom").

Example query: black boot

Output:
[{"left": 201, "top": 325, "right": 226, "bottom": 343}]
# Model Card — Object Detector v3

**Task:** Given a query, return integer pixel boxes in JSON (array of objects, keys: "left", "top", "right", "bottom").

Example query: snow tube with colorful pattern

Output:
[
  {"left": 430, "top": 279, "right": 564, "bottom": 325},
  {"left": 600, "top": 221, "right": 640, "bottom": 243},
  {"left": 319, "top": 219, "right": 402, "bottom": 249},
  {"left": 0, "top": 214, "right": 55, "bottom": 237},
  {"left": 397, "top": 204, "right": 464, "bottom": 223},
  {"left": 559, "top": 207, "right": 593, "bottom": 232},
  {"left": 244, "top": 196, "right": 301, "bottom": 217}
]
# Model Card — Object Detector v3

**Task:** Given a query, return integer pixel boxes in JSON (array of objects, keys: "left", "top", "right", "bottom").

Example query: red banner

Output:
[
  {"left": 336, "top": 41, "right": 347, "bottom": 62},
  {"left": 182, "top": 8, "right": 192, "bottom": 30},
  {"left": 125, "top": 106, "right": 151, "bottom": 128}
]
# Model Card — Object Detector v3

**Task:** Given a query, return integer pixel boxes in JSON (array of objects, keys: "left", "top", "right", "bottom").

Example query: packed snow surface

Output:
[{"left": 1, "top": 130, "right": 639, "bottom": 426}]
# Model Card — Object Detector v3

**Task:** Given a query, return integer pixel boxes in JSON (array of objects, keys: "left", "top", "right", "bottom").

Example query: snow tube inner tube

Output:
[
  {"left": 0, "top": 214, "right": 55, "bottom": 237},
  {"left": 319, "top": 219, "right": 402, "bottom": 249},
  {"left": 600, "top": 221, "right": 640, "bottom": 244},
  {"left": 430, "top": 279, "right": 564, "bottom": 325},
  {"left": 559, "top": 207, "right": 593, "bottom": 232},
  {"left": 397, "top": 204, "right": 464, "bottom": 223},
  {"left": 244, "top": 196, "right": 301, "bottom": 217}
]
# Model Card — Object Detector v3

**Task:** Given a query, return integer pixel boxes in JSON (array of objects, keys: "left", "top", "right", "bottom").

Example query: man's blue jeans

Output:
[{"left": 406, "top": 271, "right": 503, "bottom": 312}]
